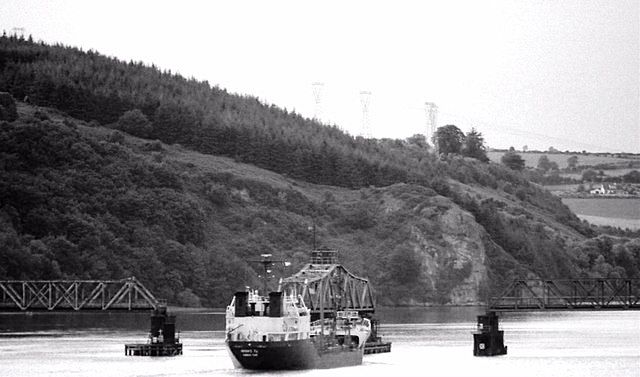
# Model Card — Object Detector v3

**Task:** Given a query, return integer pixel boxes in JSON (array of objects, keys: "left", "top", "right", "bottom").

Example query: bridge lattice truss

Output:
[
  {"left": 0, "top": 277, "right": 160, "bottom": 311},
  {"left": 280, "top": 263, "right": 375, "bottom": 317},
  {"left": 490, "top": 278, "right": 640, "bottom": 311}
]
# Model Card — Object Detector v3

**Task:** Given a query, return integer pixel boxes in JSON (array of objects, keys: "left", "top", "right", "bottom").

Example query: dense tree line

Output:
[{"left": 0, "top": 35, "right": 427, "bottom": 189}]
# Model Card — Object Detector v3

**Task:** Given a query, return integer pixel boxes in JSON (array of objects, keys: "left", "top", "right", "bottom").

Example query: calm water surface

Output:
[{"left": 0, "top": 307, "right": 638, "bottom": 377}]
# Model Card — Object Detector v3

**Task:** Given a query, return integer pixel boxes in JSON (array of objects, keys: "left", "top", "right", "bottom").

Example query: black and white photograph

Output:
[{"left": 0, "top": 1, "right": 639, "bottom": 376}]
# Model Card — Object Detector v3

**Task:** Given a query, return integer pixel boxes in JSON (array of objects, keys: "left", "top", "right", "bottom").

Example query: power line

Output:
[
  {"left": 436, "top": 110, "right": 619, "bottom": 152},
  {"left": 404, "top": 104, "right": 621, "bottom": 152}
]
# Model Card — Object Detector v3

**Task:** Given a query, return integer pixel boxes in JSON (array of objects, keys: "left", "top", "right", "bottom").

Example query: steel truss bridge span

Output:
[
  {"left": 279, "top": 262, "right": 375, "bottom": 318},
  {"left": 489, "top": 278, "right": 640, "bottom": 311},
  {"left": 0, "top": 277, "right": 161, "bottom": 311}
]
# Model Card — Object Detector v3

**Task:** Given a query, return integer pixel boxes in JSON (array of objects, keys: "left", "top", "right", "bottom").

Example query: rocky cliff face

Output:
[
  {"left": 325, "top": 180, "right": 585, "bottom": 306},
  {"left": 434, "top": 204, "right": 488, "bottom": 304},
  {"left": 371, "top": 187, "right": 489, "bottom": 305}
]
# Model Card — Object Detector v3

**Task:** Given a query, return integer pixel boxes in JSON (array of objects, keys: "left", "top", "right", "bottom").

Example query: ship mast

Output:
[
  {"left": 249, "top": 253, "right": 290, "bottom": 294},
  {"left": 319, "top": 278, "right": 324, "bottom": 342}
]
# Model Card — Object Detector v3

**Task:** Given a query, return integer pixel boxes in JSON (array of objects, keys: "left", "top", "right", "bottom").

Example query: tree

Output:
[
  {"left": 623, "top": 170, "right": 640, "bottom": 183},
  {"left": 116, "top": 109, "right": 152, "bottom": 138},
  {"left": 152, "top": 102, "right": 198, "bottom": 144},
  {"left": 501, "top": 151, "right": 525, "bottom": 171},
  {"left": 462, "top": 128, "right": 489, "bottom": 162},
  {"left": 537, "top": 155, "right": 552, "bottom": 172},
  {"left": 582, "top": 169, "right": 598, "bottom": 182},
  {"left": 567, "top": 156, "right": 579, "bottom": 171},
  {"left": 433, "top": 125, "right": 464, "bottom": 155},
  {"left": 406, "top": 134, "right": 428, "bottom": 149},
  {"left": 0, "top": 92, "right": 18, "bottom": 121}
]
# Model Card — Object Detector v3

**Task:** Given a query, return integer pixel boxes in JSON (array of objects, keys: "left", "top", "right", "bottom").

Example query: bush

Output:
[
  {"left": 623, "top": 170, "right": 640, "bottom": 183},
  {"left": 430, "top": 178, "right": 451, "bottom": 196},
  {"left": 34, "top": 109, "right": 49, "bottom": 120},
  {"left": 0, "top": 92, "right": 18, "bottom": 121},
  {"left": 143, "top": 140, "right": 164, "bottom": 152},
  {"left": 501, "top": 151, "right": 525, "bottom": 171},
  {"left": 116, "top": 109, "right": 152, "bottom": 138},
  {"left": 176, "top": 288, "right": 201, "bottom": 307},
  {"left": 205, "top": 183, "right": 229, "bottom": 206},
  {"left": 108, "top": 130, "right": 125, "bottom": 144}
]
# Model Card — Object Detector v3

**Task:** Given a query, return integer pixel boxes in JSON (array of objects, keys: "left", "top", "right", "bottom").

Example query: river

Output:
[{"left": 1, "top": 307, "right": 638, "bottom": 377}]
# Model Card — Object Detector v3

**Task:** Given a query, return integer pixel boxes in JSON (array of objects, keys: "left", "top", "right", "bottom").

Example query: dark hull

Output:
[{"left": 227, "top": 338, "right": 363, "bottom": 370}]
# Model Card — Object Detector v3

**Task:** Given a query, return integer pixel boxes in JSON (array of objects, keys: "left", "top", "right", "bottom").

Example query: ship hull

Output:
[{"left": 227, "top": 339, "right": 363, "bottom": 370}]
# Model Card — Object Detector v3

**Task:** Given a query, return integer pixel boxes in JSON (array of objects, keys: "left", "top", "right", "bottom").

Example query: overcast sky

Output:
[{"left": 2, "top": 0, "right": 638, "bottom": 152}]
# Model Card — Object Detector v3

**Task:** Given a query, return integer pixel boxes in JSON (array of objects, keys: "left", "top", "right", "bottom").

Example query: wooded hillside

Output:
[{"left": 1, "top": 35, "right": 638, "bottom": 306}]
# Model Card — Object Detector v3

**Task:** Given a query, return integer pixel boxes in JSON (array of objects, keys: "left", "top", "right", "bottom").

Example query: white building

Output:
[{"left": 589, "top": 184, "right": 617, "bottom": 195}]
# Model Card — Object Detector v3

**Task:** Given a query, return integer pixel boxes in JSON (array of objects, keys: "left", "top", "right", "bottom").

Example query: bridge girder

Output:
[
  {"left": 0, "top": 277, "right": 160, "bottom": 311},
  {"left": 490, "top": 278, "right": 640, "bottom": 311}
]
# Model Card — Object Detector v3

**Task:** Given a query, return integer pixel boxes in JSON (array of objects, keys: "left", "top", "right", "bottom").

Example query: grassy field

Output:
[
  {"left": 560, "top": 168, "right": 638, "bottom": 180},
  {"left": 544, "top": 184, "right": 580, "bottom": 192},
  {"left": 562, "top": 198, "right": 640, "bottom": 230},
  {"left": 488, "top": 151, "right": 637, "bottom": 169}
]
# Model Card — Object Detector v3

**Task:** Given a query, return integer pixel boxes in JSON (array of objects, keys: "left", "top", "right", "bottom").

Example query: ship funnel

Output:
[
  {"left": 234, "top": 291, "right": 249, "bottom": 317},
  {"left": 268, "top": 292, "right": 284, "bottom": 317}
]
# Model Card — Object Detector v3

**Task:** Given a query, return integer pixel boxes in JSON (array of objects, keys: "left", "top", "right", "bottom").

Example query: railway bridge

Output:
[
  {"left": 488, "top": 278, "right": 640, "bottom": 311},
  {"left": 0, "top": 277, "right": 161, "bottom": 311},
  {"left": 476, "top": 277, "right": 639, "bottom": 357}
]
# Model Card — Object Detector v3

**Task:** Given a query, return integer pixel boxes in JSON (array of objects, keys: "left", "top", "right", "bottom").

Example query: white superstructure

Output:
[{"left": 226, "top": 290, "right": 311, "bottom": 343}]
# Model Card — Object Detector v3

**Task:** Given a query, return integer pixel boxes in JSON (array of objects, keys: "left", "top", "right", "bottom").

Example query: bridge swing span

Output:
[{"left": 279, "top": 248, "right": 375, "bottom": 319}]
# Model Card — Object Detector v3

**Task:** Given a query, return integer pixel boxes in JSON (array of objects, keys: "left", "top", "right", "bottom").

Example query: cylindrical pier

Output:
[{"left": 473, "top": 311, "right": 507, "bottom": 356}]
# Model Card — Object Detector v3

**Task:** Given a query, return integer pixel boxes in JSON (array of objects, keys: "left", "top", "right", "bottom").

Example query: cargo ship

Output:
[{"left": 225, "top": 289, "right": 371, "bottom": 370}]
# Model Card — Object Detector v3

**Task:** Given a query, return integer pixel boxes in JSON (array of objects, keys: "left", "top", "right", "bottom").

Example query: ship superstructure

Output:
[{"left": 226, "top": 290, "right": 310, "bottom": 344}]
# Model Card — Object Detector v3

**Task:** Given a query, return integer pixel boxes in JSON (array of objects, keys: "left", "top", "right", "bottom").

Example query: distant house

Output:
[{"left": 589, "top": 184, "right": 617, "bottom": 196}]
